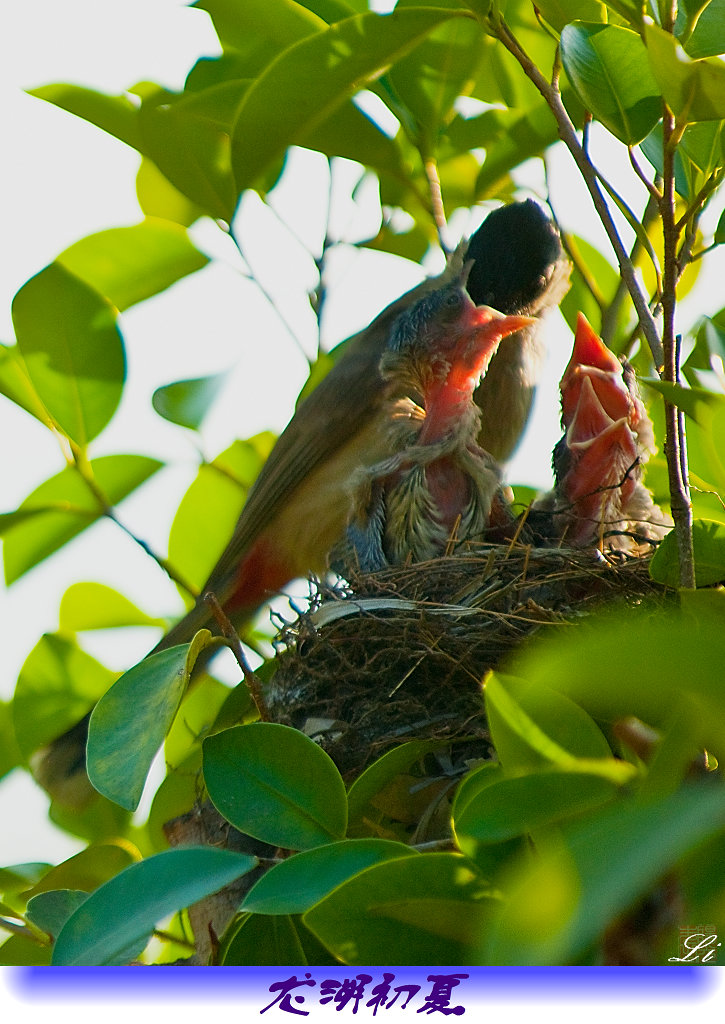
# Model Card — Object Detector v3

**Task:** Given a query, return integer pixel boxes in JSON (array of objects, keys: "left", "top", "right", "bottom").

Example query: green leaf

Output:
[
  {"left": 679, "top": 0, "right": 725, "bottom": 59},
  {"left": 23, "top": 843, "right": 139, "bottom": 899},
  {"left": 650, "top": 518, "right": 725, "bottom": 587},
  {"left": 12, "top": 263, "right": 125, "bottom": 447},
  {"left": 58, "top": 582, "right": 165, "bottom": 633},
  {"left": 231, "top": 7, "right": 464, "bottom": 190},
  {"left": 509, "top": 607, "right": 725, "bottom": 764},
  {"left": 0, "top": 702, "right": 22, "bottom": 780},
  {"left": 28, "top": 83, "right": 144, "bottom": 150},
  {"left": 152, "top": 373, "right": 226, "bottom": 431},
  {"left": 641, "top": 379, "right": 725, "bottom": 423},
  {"left": 25, "top": 890, "right": 89, "bottom": 940},
  {"left": 453, "top": 765, "right": 620, "bottom": 844},
  {"left": 0, "top": 863, "right": 52, "bottom": 897},
  {"left": 535, "top": 1, "right": 607, "bottom": 31},
  {"left": 13, "top": 634, "right": 116, "bottom": 759},
  {"left": 243, "top": 839, "right": 415, "bottom": 915},
  {"left": 0, "top": 934, "right": 52, "bottom": 966},
  {"left": 164, "top": 674, "right": 230, "bottom": 769},
  {"left": 221, "top": 913, "right": 307, "bottom": 966},
  {"left": 386, "top": 3, "right": 486, "bottom": 147},
  {"left": 2, "top": 454, "right": 163, "bottom": 585},
  {"left": 194, "top": 0, "right": 326, "bottom": 63},
  {"left": 485, "top": 673, "right": 614, "bottom": 771},
  {"left": 146, "top": 751, "right": 202, "bottom": 851},
  {"left": 203, "top": 723, "right": 348, "bottom": 849},
  {"left": 474, "top": 99, "right": 561, "bottom": 198},
  {"left": 560, "top": 23, "right": 661, "bottom": 144},
  {"left": 135, "top": 158, "right": 204, "bottom": 226},
  {"left": 56, "top": 220, "right": 209, "bottom": 312},
  {"left": 87, "top": 636, "right": 213, "bottom": 811},
  {"left": 52, "top": 847, "right": 257, "bottom": 965},
  {"left": 347, "top": 739, "right": 447, "bottom": 832},
  {"left": 168, "top": 436, "right": 274, "bottom": 597},
  {"left": 559, "top": 235, "right": 624, "bottom": 336},
  {"left": 0, "top": 343, "right": 54, "bottom": 426},
  {"left": 485, "top": 783, "right": 725, "bottom": 965},
  {"left": 303, "top": 852, "right": 498, "bottom": 965},
  {"left": 138, "top": 96, "right": 238, "bottom": 221},
  {"left": 646, "top": 22, "right": 725, "bottom": 122}
]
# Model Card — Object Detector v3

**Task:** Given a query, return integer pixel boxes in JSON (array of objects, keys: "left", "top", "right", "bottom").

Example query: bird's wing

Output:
[{"left": 200, "top": 272, "right": 453, "bottom": 598}]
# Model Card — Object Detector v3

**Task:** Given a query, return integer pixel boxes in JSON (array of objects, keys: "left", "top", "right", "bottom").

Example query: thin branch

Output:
[
  {"left": 660, "top": 107, "right": 695, "bottom": 588},
  {"left": 422, "top": 156, "right": 449, "bottom": 253},
  {"left": 68, "top": 446, "right": 199, "bottom": 598},
  {"left": 601, "top": 193, "right": 660, "bottom": 347},
  {"left": 491, "top": 17, "right": 664, "bottom": 367},
  {"left": 229, "top": 222, "right": 313, "bottom": 367},
  {"left": 204, "top": 591, "right": 270, "bottom": 721}
]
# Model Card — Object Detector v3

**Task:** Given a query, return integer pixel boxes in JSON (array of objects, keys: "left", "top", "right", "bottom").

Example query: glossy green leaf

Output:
[
  {"left": 641, "top": 380, "right": 725, "bottom": 423},
  {"left": 535, "top": 0, "right": 607, "bottom": 31},
  {"left": 649, "top": 518, "right": 725, "bottom": 587},
  {"left": 2, "top": 454, "right": 162, "bottom": 585},
  {"left": 347, "top": 739, "right": 447, "bottom": 832},
  {"left": 221, "top": 913, "right": 307, "bottom": 966},
  {"left": 168, "top": 435, "right": 274, "bottom": 597},
  {"left": 243, "top": 839, "right": 414, "bottom": 915},
  {"left": 23, "top": 843, "right": 139, "bottom": 900},
  {"left": 12, "top": 263, "right": 125, "bottom": 447},
  {"left": 25, "top": 890, "right": 89, "bottom": 940},
  {"left": 194, "top": 0, "right": 325, "bottom": 63},
  {"left": 146, "top": 751, "right": 202, "bottom": 851},
  {"left": 387, "top": 2, "right": 486, "bottom": 147},
  {"left": 152, "top": 373, "right": 226, "bottom": 431},
  {"left": 87, "top": 635, "right": 213, "bottom": 811},
  {"left": 28, "top": 84, "right": 143, "bottom": 150},
  {"left": 559, "top": 235, "right": 624, "bottom": 336},
  {"left": 678, "top": 119, "right": 725, "bottom": 175},
  {"left": 139, "top": 96, "right": 237, "bottom": 222},
  {"left": 485, "top": 673, "right": 614, "bottom": 771},
  {"left": 0, "top": 934, "right": 52, "bottom": 966},
  {"left": 485, "top": 782, "right": 725, "bottom": 965},
  {"left": 13, "top": 634, "right": 116, "bottom": 759},
  {"left": 203, "top": 723, "right": 347, "bottom": 849},
  {"left": 300, "top": 100, "right": 407, "bottom": 178},
  {"left": 679, "top": 0, "right": 725, "bottom": 60},
  {"left": 474, "top": 100, "right": 560, "bottom": 198},
  {"left": 232, "top": 7, "right": 463, "bottom": 190},
  {"left": 164, "top": 674, "right": 230, "bottom": 769},
  {"left": 52, "top": 847, "right": 257, "bottom": 965},
  {"left": 135, "top": 158, "right": 204, "bottom": 226},
  {"left": 453, "top": 766, "right": 620, "bottom": 844},
  {"left": 56, "top": 220, "right": 209, "bottom": 311},
  {"left": 0, "top": 702, "right": 22, "bottom": 780},
  {"left": 0, "top": 863, "right": 52, "bottom": 897},
  {"left": 560, "top": 23, "right": 661, "bottom": 144},
  {"left": 0, "top": 343, "right": 54, "bottom": 426},
  {"left": 646, "top": 22, "right": 725, "bottom": 122},
  {"left": 303, "top": 852, "right": 498, "bottom": 965},
  {"left": 509, "top": 607, "right": 725, "bottom": 763},
  {"left": 58, "top": 582, "right": 165, "bottom": 633}
]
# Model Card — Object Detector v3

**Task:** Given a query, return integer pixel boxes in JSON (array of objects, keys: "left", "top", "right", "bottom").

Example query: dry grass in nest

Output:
[{"left": 267, "top": 541, "right": 670, "bottom": 783}]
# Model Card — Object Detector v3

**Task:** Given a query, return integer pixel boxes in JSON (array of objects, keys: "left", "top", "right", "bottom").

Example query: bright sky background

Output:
[{"left": 2, "top": 0, "right": 725, "bottom": 947}]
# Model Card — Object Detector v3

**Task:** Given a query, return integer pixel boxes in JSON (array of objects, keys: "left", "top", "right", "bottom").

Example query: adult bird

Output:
[
  {"left": 343, "top": 266, "right": 535, "bottom": 571},
  {"left": 532, "top": 312, "right": 671, "bottom": 551},
  {"left": 34, "top": 201, "right": 568, "bottom": 804},
  {"left": 155, "top": 199, "right": 569, "bottom": 649}
]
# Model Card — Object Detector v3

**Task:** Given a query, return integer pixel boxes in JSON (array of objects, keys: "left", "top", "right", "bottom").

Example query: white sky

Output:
[{"left": 1, "top": 3, "right": 725, "bottom": 1000}]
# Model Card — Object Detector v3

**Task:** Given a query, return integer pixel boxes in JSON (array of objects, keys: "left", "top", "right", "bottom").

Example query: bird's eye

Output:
[{"left": 445, "top": 290, "right": 463, "bottom": 311}]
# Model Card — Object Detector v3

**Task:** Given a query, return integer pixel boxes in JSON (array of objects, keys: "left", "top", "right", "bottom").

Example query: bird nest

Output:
[{"left": 267, "top": 541, "right": 670, "bottom": 785}]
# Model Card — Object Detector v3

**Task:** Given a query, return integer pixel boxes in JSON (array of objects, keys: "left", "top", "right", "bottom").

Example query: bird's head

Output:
[{"left": 383, "top": 265, "right": 536, "bottom": 430}]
